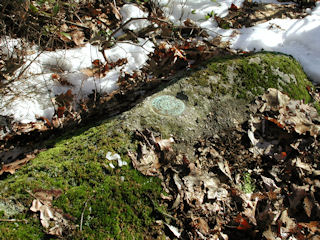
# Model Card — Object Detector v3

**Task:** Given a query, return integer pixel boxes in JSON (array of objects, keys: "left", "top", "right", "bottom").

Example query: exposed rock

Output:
[{"left": 119, "top": 52, "right": 314, "bottom": 159}]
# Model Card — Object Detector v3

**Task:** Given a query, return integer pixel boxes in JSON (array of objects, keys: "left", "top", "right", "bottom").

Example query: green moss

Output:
[
  {"left": 241, "top": 172, "right": 256, "bottom": 194},
  {"left": 188, "top": 52, "right": 313, "bottom": 103},
  {"left": 314, "top": 102, "right": 320, "bottom": 115},
  {"left": 0, "top": 218, "right": 45, "bottom": 240},
  {"left": 0, "top": 118, "right": 165, "bottom": 239}
]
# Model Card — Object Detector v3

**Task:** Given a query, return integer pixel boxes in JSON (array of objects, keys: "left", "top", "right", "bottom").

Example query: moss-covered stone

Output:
[
  {"left": 189, "top": 52, "right": 312, "bottom": 101},
  {"left": 121, "top": 52, "right": 314, "bottom": 158},
  {"left": 0, "top": 52, "right": 316, "bottom": 239},
  {"left": 0, "top": 119, "right": 165, "bottom": 240}
]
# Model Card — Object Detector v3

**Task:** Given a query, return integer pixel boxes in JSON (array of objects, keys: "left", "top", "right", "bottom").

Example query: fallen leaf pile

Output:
[
  {"left": 130, "top": 88, "right": 320, "bottom": 239},
  {"left": 248, "top": 88, "right": 320, "bottom": 157}
]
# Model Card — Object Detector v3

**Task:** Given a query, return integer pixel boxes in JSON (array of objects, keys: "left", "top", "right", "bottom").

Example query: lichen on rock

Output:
[{"left": 151, "top": 95, "right": 185, "bottom": 116}]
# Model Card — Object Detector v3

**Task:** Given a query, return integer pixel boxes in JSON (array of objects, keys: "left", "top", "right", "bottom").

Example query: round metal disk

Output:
[{"left": 151, "top": 95, "right": 185, "bottom": 116}]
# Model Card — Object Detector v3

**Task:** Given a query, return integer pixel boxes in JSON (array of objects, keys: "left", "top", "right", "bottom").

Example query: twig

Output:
[
  {"left": 110, "top": 16, "right": 172, "bottom": 39},
  {"left": 13, "top": 50, "right": 44, "bottom": 83},
  {"left": 110, "top": 17, "right": 152, "bottom": 39},
  {"left": 36, "top": 12, "right": 89, "bottom": 29},
  {"left": 25, "top": 189, "right": 38, "bottom": 199},
  {"left": 61, "top": 19, "right": 90, "bottom": 29},
  {"left": 0, "top": 219, "right": 28, "bottom": 223},
  {"left": 80, "top": 199, "right": 89, "bottom": 231}
]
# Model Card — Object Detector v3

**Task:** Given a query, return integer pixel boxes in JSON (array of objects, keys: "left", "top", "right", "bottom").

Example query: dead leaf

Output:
[
  {"left": 164, "top": 223, "right": 181, "bottom": 238},
  {"left": 184, "top": 18, "right": 197, "bottom": 27},
  {"left": 294, "top": 157, "right": 313, "bottom": 174},
  {"left": 92, "top": 59, "right": 101, "bottom": 67},
  {"left": 298, "top": 221, "right": 320, "bottom": 234},
  {"left": 87, "top": 3, "right": 101, "bottom": 17},
  {"left": 0, "top": 153, "right": 35, "bottom": 175},
  {"left": 51, "top": 73, "right": 60, "bottom": 80},
  {"left": 109, "top": 58, "right": 128, "bottom": 68},
  {"left": 80, "top": 68, "right": 97, "bottom": 77},
  {"left": 242, "top": 195, "right": 259, "bottom": 226},
  {"left": 71, "top": 30, "right": 85, "bottom": 46},
  {"left": 30, "top": 199, "right": 42, "bottom": 212},
  {"left": 55, "top": 89, "right": 74, "bottom": 108},
  {"left": 263, "top": 88, "right": 320, "bottom": 136},
  {"left": 183, "top": 173, "right": 222, "bottom": 205},
  {"left": 33, "top": 189, "right": 63, "bottom": 204},
  {"left": 192, "top": 217, "right": 210, "bottom": 235},
  {"left": 110, "top": 1, "right": 122, "bottom": 20},
  {"left": 129, "top": 143, "right": 160, "bottom": 176},
  {"left": 217, "top": 160, "right": 233, "bottom": 181},
  {"left": 261, "top": 175, "right": 279, "bottom": 191},
  {"left": 279, "top": 210, "right": 296, "bottom": 237},
  {"left": 60, "top": 23, "right": 68, "bottom": 32},
  {"left": 289, "top": 184, "right": 309, "bottom": 210},
  {"left": 129, "top": 131, "right": 175, "bottom": 176},
  {"left": 57, "top": 106, "right": 66, "bottom": 118},
  {"left": 29, "top": 189, "right": 75, "bottom": 237},
  {"left": 248, "top": 88, "right": 320, "bottom": 159},
  {"left": 263, "top": 225, "right": 277, "bottom": 240},
  {"left": 235, "top": 214, "right": 251, "bottom": 230},
  {"left": 229, "top": 3, "right": 238, "bottom": 11},
  {"left": 38, "top": 116, "right": 52, "bottom": 127},
  {"left": 303, "top": 196, "right": 313, "bottom": 217},
  {"left": 155, "top": 137, "right": 174, "bottom": 151}
]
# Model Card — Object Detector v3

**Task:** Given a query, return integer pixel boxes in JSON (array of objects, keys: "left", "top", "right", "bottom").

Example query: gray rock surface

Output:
[{"left": 118, "top": 52, "right": 313, "bottom": 158}]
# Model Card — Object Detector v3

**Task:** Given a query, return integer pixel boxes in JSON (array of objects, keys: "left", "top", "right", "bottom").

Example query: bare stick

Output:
[
  {"left": 109, "top": 17, "right": 151, "bottom": 39},
  {"left": 0, "top": 219, "right": 28, "bottom": 223},
  {"left": 80, "top": 199, "right": 89, "bottom": 231}
]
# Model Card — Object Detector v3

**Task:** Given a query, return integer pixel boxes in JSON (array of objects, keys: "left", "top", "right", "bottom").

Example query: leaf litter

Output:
[
  {"left": 1, "top": 1, "right": 320, "bottom": 238},
  {"left": 130, "top": 88, "right": 320, "bottom": 239}
]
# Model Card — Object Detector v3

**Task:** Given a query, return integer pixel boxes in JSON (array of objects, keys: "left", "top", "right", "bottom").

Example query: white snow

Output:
[
  {"left": 120, "top": 4, "right": 150, "bottom": 31},
  {"left": 0, "top": 37, "right": 153, "bottom": 123},
  {"left": 1, "top": 1, "right": 320, "bottom": 124},
  {"left": 158, "top": 0, "right": 244, "bottom": 22},
  {"left": 231, "top": 2, "right": 320, "bottom": 83},
  {"left": 158, "top": 0, "right": 320, "bottom": 83}
]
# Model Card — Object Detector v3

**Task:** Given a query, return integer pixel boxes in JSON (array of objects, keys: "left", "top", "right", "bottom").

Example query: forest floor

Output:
[{"left": 0, "top": 1, "right": 320, "bottom": 239}]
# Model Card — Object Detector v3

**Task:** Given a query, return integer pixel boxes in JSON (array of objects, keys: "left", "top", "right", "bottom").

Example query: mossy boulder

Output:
[
  {"left": 0, "top": 52, "right": 315, "bottom": 239},
  {"left": 121, "top": 52, "right": 313, "bottom": 158}
]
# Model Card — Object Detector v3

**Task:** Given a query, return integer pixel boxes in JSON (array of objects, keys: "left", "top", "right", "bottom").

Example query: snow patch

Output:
[
  {"left": 231, "top": 4, "right": 320, "bottom": 83},
  {"left": 0, "top": 39, "right": 153, "bottom": 123},
  {"left": 120, "top": 4, "right": 150, "bottom": 31}
]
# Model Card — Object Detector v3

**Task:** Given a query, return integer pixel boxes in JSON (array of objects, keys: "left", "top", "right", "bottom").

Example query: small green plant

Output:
[
  {"left": 205, "top": 10, "right": 215, "bottom": 20},
  {"left": 242, "top": 172, "right": 256, "bottom": 194}
]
